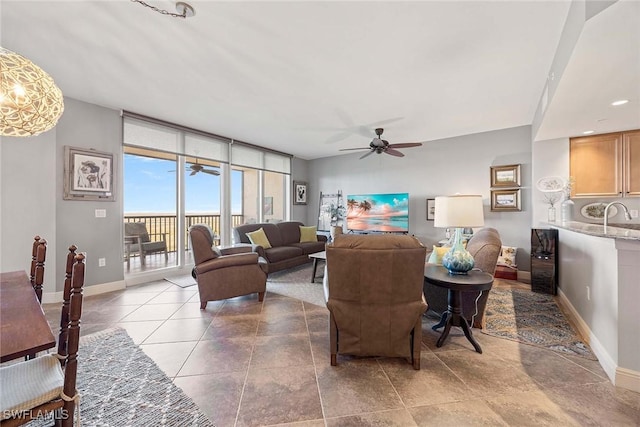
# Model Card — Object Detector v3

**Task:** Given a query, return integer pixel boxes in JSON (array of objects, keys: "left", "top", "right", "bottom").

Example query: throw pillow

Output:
[
  {"left": 427, "top": 245, "right": 450, "bottom": 264},
  {"left": 246, "top": 228, "right": 272, "bottom": 249},
  {"left": 299, "top": 226, "right": 318, "bottom": 243},
  {"left": 497, "top": 245, "right": 517, "bottom": 267}
]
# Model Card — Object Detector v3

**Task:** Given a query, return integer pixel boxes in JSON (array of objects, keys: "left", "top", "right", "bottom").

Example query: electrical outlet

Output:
[
  {"left": 586, "top": 286, "right": 590, "bottom": 301},
  {"left": 98, "top": 258, "right": 106, "bottom": 267},
  {"left": 630, "top": 209, "right": 639, "bottom": 218}
]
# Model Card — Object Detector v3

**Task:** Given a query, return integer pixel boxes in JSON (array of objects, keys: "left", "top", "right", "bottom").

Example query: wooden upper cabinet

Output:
[
  {"left": 570, "top": 133, "right": 623, "bottom": 197},
  {"left": 624, "top": 130, "right": 640, "bottom": 196}
]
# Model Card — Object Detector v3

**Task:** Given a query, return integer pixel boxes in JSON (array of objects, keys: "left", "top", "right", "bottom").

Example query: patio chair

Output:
[{"left": 124, "top": 222, "right": 168, "bottom": 269}]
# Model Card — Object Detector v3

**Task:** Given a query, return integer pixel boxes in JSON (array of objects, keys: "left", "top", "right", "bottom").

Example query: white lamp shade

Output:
[
  {"left": 0, "top": 47, "right": 64, "bottom": 137},
  {"left": 434, "top": 195, "right": 485, "bottom": 228}
]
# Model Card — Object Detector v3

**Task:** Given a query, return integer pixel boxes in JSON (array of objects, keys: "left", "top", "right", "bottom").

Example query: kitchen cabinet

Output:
[{"left": 570, "top": 130, "right": 639, "bottom": 198}]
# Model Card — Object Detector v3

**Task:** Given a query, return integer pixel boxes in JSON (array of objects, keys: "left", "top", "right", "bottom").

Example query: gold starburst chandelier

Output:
[{"left": 0, "top": 47, "right": 64, "bottom": 137}]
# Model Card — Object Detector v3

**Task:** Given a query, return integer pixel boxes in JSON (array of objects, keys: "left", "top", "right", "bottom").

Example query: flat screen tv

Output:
[{"left": 346, "top": 193, "right": 409, "bottom": 233}]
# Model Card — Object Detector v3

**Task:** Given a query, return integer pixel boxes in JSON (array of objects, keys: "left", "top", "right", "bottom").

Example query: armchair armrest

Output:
[
  {"left": 220, "top": 245, "right": 252, "bottom": 256},
  {"left": 195, "top": 252, "right": 260, "bottom": 275},
  {"left": 228, "top": 243, "right": 266, "bottom": 258}
]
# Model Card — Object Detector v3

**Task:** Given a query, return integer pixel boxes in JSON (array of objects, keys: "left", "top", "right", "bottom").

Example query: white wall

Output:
[
  {"left": 1, "top": 130, "right": 58, "bottom": 295},
  {"left": 0, "top": 98, "right": 125, "bottom": 295},
  {"left": 307, "top": 125, "right": 533, "bottom": 270}
]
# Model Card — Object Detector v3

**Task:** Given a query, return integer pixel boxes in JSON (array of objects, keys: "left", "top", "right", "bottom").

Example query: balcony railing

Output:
[{"left": 124, "top": 214, "right": 245, "bottom": 252}]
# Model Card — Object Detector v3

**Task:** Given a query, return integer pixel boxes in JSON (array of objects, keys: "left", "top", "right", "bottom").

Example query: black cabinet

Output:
[{"left": 531, "top": 229, "right": 558, "bottom": 295}]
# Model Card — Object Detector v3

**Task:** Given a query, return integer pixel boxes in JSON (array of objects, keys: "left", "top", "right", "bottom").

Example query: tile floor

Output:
[{"left": 42, "top": 278, "right": 640, "bottom": 427}]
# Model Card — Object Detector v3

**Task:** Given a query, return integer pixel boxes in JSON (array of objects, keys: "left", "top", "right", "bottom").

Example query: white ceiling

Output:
[{"left": 2, "top": 1, "right": 635, "bottom": 160}]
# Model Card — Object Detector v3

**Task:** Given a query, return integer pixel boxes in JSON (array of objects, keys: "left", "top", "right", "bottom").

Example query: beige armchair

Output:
[
  {"left": 124, "top": 222, "right": 168, "bottom": 269},
  {"left": 189, "top": 224, "right": 267, "bottom": 309},
  {"left": 324, "top": 234, "right": 427, "bottom": 369}
]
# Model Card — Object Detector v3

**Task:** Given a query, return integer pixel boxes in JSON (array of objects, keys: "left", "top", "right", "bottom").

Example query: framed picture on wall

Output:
[
  {"left": 491, "top": 189, "right": 521, "bottom": 211},
  {"left": 426, "top": 198, "right": 435, "bottom": 220},
  {"left": 490, "top": 164, "right": 521, "bottom": 188},
  {"left": 63, "top": 146, "right": 115, "bottom": 201},
  {"left": 293, "top": 181, "right": 307, "bottom": 205}
]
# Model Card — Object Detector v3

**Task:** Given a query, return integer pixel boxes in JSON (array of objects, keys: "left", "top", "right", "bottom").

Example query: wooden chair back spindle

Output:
[
  {"left": 60, "top": 253, "right": 84, "bottom": 426},
  {"left": 29, "top": 236, "right": 47, "bottom": 303},
  {"left": 57, "top": 245, "right": 77, "bottom": 358}
]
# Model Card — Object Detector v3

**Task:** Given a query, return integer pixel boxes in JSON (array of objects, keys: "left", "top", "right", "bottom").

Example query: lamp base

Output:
[{"left": 441, "top": 228, "right": 475, "bottom": 275}]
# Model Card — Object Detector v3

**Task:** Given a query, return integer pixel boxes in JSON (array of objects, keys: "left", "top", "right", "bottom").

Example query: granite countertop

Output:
[{"left": 550, "top": 221, "right": 640, "bottom": 241}]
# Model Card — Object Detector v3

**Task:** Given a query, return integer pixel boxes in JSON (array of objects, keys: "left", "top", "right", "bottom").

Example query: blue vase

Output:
[{"left": 442, "top": 228, "right": 475, "bottom": 275}]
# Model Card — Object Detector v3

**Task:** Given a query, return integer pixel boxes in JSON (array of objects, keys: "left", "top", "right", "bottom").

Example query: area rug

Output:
[
  {"left": 483, "top": 288, "right": 596, "bottom": 360},
  {"left": 164, "top": 275, "right": 197, "bottom": 288},
  {"left": 27, "top": 328, "right": 213, "bottom": 426},
  {"left": 266, "top": 263, "right": 326, "bottom": 307}
]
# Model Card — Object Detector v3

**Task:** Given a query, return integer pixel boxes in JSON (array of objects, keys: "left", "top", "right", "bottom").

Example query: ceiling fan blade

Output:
[
  {"left": 202, "top": 169, "right": 220, "bottom": 176},
  {"left": 359, "top": 150, "right": 376, "bottom": 160},
  {"left": 388, "top": 142, "right": 423, "bottom": 149},
  {"left": 190, "top": 170, "right": 197, "bottom": 176},
  {"left": 325, "top": 131, "right": 353, "bottom": 144},
  {"left": 339, "top": 147, "right": 371, "bottom": 151},
  {"left": 385, "top": 148, "right": 405, "bottom": 157}
]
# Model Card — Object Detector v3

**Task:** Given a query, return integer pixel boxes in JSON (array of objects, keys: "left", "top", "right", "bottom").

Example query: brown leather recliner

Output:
[
  {"left": 424, "top": 227, "right": 502, "bottom": 328},
  {"left": 189, "top": 224, "right": 267, "bottom": 309},
  {"left": 323, "top": 234, "right": 427, "bottom": 369}
]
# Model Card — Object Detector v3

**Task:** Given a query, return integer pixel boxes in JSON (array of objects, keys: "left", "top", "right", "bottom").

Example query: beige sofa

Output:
[{"left": 233, "top": 221, "right": 327, "bottom": 274}]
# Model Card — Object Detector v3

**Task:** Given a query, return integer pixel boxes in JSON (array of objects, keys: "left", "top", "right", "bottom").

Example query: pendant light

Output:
[{"left": 0, "top": 47, "right": 64, "bottom": 137}]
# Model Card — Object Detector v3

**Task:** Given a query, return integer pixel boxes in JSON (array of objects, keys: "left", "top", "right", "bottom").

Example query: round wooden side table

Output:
[{"left": 424, "top": 264, "right": 494, "bottom": 353}]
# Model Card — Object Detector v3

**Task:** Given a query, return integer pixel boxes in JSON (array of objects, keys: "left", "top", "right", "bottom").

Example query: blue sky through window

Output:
[{"left": 124, "top": 154, "right": 243, "bottom": 214}]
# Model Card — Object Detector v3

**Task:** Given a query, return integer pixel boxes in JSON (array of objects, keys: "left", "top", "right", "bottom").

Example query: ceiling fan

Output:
[
  {"left": 186, "top": 160, "right": 220, "bottom": 176},
  {"left": 339, "top": 128, "right": 423, "bottom": 159}
]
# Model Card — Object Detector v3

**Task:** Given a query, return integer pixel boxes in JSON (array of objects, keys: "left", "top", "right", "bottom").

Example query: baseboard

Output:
[
  {"left": 556, "top": 288, "right": 617, "bottom": 384},
  {"left": 616, "top": 367, "right": 640, "bottom": 393},
  {"left": 42, "top": 280, "right": 126, "bottom": 304},
  {"left": 516, "top": 270, "right": 531, "bottom": 283}
]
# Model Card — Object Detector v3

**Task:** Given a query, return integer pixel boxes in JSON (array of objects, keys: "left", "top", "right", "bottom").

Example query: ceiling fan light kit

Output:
[{"left": 339, "top": 128, "right": 423, "bottom": 159}]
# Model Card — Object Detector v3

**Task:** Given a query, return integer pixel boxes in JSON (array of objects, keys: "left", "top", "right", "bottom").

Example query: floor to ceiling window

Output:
[{"left": 123, "top": 114, "right": 291, "bottom": 275}]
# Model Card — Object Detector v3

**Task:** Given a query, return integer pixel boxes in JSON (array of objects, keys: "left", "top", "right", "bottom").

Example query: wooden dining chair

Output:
[
  {"left": 29, "top": 235, "right": 47, "bottom": 303},
  {"left": 0, "top": 250, "right": 85, "bottom": 427}
]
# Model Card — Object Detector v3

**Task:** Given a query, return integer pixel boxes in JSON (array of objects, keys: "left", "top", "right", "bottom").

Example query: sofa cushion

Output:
[
  {"left": 299, "top": 226, "right": 318, "bottom": 243},
  {"left": 276, "top": 221, "right": 304, "bottom": 245},
  {"left": 246, "top": 228, "right": 272, "bottom": 249},
  {"left": 233, "top": 223, "right": 283, "bottom": 247},
  {"left": 290, "top": 241, "right": 326, "bottom": 255},
  {"left": 264, "top": 246, "right": 304, "bottom": 263}
]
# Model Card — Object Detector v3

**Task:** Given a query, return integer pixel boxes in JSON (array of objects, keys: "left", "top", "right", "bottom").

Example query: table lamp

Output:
[{"left": 434, "top": 195, "right": 485, "bottom": 274}]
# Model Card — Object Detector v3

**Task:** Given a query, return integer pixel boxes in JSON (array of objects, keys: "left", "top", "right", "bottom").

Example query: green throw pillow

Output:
[
  {"left": 427, "top": 245, "right": 449, "bottom": 264},
  {"left": 246, "top": 228, "right": 272, "bottom": 249},
  {"left": 299, "top": 226, "right": 318, "bottom": 243}
]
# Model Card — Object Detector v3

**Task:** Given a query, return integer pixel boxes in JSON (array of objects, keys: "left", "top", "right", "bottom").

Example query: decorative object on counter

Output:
[
  {"left": 536, "top": 176, "right": 565, "bottom": 192},
  {"left": 434, "top": 195, "right": 485, "bottom": 275},
  {"left": 581, "top": 202, "right": 617, "bottom": 220},
  {"left": 490, "top": 164, "right": 521, "bottom": 188},
  {"left": 541, "top": 191, "right": 561, "bottom": 222},
  {"left": 560, "top": 176, "right": 575, "bottom": 223}
]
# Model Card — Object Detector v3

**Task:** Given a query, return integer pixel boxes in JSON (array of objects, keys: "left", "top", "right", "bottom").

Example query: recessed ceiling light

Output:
[
  {"left": 583, "top": 130, "right": 595, "bottom": 135},
  {"left": 611, "top": 99, "right": 629, "bottom": 106}
]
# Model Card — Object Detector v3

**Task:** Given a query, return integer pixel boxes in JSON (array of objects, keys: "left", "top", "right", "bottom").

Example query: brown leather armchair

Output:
[
  {"left": 324, "top": 234, "right": 427, "bottom": 369},
  {"left": 189, "top": 224, "right": 267, "bottom": 309},
  {"left": 424, "top": 227, "right": 502, "bottom": 328}
]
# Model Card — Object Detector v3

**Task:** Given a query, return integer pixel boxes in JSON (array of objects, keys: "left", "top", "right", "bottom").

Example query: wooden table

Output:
[
  {"left": 424, "top": 265, "right": 493, "bottom": 353},
  {"left": 1, "top": 270, "right": 56, "bottom": 362},
  {"left": 308, "top": 251, "right": 326, "bottom": 283}
]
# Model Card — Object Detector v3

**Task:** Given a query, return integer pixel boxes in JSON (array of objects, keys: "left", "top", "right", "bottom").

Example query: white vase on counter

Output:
[
  {"left": 561, "top": 199, "right": 575, "bottom": 223},
  {"left": 548, "top": 206, "right": 556, "bottom": 222}
]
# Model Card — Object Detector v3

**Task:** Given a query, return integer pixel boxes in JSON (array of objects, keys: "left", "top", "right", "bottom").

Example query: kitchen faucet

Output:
[{"left": 603, "top": 202, "right": 632, "bottom": 234}]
